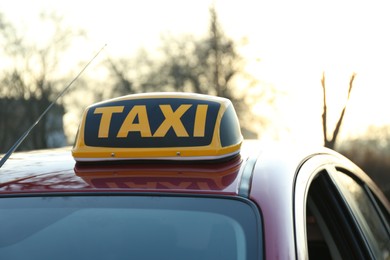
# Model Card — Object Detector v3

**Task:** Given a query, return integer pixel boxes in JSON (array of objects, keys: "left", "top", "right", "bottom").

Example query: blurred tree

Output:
[
  {"left": 106, "top": 6, "right": 275, "bottom": 137},
  {"left": 106, "top": 56, "right": 135, "bottom": 97},
  {"left": 339, "top": 125, "right": 390, "bottom": 199},
  {"left": 0, "top": 12, "right": 84, "bottom": 152},
  {"left": 321, "top": 72, "right": 356, "bottom": 149},
  {"left": 103, "top": 48, "right": 158, "bottom": 100}
]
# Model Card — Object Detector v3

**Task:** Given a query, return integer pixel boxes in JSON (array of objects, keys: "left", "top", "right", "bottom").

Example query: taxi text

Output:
[{"left": 94, "top": 104, "right": 208, "bottom": 138}]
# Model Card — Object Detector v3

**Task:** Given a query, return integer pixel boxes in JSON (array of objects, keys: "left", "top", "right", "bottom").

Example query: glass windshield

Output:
[{"left": 0, "top": 196, "right": 261, "bottom": 260}]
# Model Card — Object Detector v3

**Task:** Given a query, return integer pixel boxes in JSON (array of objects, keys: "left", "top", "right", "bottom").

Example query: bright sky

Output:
[{"left": 1, "top": 0, "right": 390, "bottom": 146}]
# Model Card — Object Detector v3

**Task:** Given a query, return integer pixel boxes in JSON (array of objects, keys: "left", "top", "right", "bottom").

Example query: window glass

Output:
[
  {"left": 331, "top": 172, "right": 390, "bottom": 260},
  {"left": 0, "top": 196, "right": 261, "bottom": 260},
  {"left": 306, "top": 172, "right": 345, "bottom": 259},
  {"left": 306, "top": 200, "right": 335, "bottom": 259}
]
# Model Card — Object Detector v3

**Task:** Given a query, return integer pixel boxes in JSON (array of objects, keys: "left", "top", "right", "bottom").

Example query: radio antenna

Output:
[{"left": 0, "top": 44, "right": 107, "bottom": 168}]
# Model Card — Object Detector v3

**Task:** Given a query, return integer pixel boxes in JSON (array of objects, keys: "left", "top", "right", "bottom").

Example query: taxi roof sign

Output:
[{"left": 72, "top": 92, "right": 243, "bottom": 162}]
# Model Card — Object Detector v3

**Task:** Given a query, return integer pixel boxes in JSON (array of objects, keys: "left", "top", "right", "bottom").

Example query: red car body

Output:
[{"left": 1, "top": 141, "right": 390, "bottom": 259}]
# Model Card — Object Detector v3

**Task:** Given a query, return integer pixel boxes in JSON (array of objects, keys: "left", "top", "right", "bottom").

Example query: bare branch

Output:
[
  {"left": 321, "top": 71, "right": 328, "bottom": 146},
  {"left": 330, "top": 72, "right": 357, "bottom": 148},
  {"left": 347, "top": 72, "right": 356, "bottom": 99}
]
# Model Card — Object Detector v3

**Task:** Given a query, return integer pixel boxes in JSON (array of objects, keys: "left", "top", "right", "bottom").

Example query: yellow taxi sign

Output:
[{"left": 72, "top": 92, "right": 242, "bottom": 161}]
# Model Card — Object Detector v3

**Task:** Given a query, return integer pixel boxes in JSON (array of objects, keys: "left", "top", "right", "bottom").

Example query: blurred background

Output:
[{"left": 0, "top": 0, "right": 389, "bottom": 198}]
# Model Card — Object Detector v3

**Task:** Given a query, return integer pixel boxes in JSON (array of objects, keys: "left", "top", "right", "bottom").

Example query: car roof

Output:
[
  {"left": 0, "top": 141, "right": 296, "bottom": 195},
  {"left": 0, "top": 142, "right": 253, "bottom": 195},
  {"left": 0, "top": 140, "right": 386, "bottom": 205}
]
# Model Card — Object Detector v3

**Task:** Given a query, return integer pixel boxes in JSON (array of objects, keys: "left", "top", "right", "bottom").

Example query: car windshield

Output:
[{"left": 0, "top": 195, "right": 261, "bottom": 260}]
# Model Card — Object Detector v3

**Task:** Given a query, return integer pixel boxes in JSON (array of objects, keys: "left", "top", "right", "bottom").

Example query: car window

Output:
[
  {"left": 305, "top": 171, "right": 371, "bottom": 259},
  {"left": 306, "top": 197, "right": 339, "bottom": 260},
  {"left": 0, "top": 196, "right": 262, "bottom": 260},
  {"left": 330, "top": 170, "right": 390, "bottom": 260},
  {"left": 304, "top": 168, "right": 390, "bottom": 260}
]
